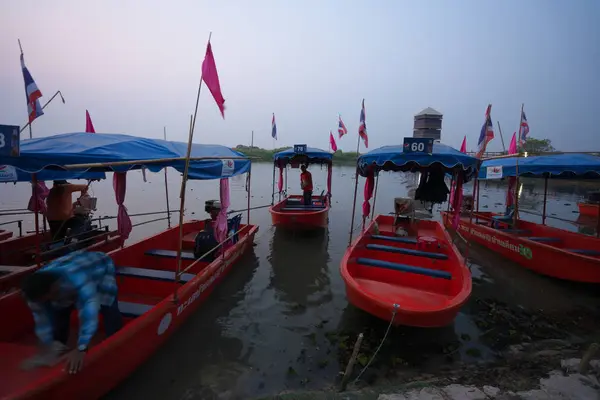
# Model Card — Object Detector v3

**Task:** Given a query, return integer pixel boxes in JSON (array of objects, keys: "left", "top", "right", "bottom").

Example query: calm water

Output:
[{"left": 0, "top": 163, "right": 598, "bottom": 399}]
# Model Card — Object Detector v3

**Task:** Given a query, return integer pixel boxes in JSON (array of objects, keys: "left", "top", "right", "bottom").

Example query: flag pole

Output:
[
  {"left": 18, "top": 39, "right": 34, "bottom": 140},
  {"left": 20, "top": 91, "right": 66, "bottom": 134},
  {"left": 496, "top": 120, "right": 506, "bottom": 153},
  {"left": 174, "top": 32, "right": 212, "bottom": 300},
  {"left": 513, "top": 103, "right": 524, "bottom": 227},
  {"left": 163, "top": 126, "right": 171, "bottom": 228}
]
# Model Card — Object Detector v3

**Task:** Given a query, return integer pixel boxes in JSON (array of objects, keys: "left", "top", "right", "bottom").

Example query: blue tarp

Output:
[
  {"left": 0, "top": 165, "right": 105, "bottom": 183},
  {"left": 357, "top": 143, "right": 480, "bottom": 181},
  {"left": 479, "top": 153, "right": 600, "bottom": 179},
  {"left": 0, "top": 132, "right": 251, "bottom": 180},
  {"left": 273, "top": 147, "right": 332, "bottom": 165}
]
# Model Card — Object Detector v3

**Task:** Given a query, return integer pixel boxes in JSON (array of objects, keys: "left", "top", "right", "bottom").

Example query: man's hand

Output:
[{"left": 64, "top": 349, "right": 85, "bottom": 374}]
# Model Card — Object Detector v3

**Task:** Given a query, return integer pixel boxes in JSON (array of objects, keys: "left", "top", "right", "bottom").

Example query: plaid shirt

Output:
[{"left": 27, "top": 251, "right": 118, "bottom": 348}]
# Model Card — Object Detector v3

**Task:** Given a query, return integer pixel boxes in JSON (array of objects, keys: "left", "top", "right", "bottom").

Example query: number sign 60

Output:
[{"left": 411, "top": 141, "right": 425, "bottom": 152}]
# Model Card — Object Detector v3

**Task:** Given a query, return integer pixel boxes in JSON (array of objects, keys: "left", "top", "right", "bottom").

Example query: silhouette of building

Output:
[{"left": 413, "top": 107, "right": 442, "bottom": 141}]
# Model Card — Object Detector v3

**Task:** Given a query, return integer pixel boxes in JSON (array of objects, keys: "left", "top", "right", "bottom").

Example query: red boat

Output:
[
  {"left": 269, "top": 145, "right": 333, "bottom": 230},
  {"left": 449, "top": 153, "right": 600, "bottom": 283},
  {"left": 0, "top": 220, "right": 258, "bottom": 400},
  {"left": 579, "top": 202, "right": 600, "bottom": 217},
  {"left": 0, "top": 230, "right": 122, "bottom": 293},
  {"left": 341, "top": 214, "right": 472, "bottom": 327},
  {"left": 578, "top": 192, "right": 600, "bottom": 217},
  {"left": 341, "top": 140, "right": 479, "bottom": 327},
  {"left": 269, "top": 194, "right": 329, "bottom": 229},
  {"left": 442, "top": 211, "right": 600, "bottom": 283}
]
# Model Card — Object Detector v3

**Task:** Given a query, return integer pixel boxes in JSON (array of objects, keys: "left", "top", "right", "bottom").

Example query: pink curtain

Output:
[
  {"left": 27, "top": 181, "right": 49, "bottom": 215},
  {"left": 362, "top": 172, "right": 375, "bottom": 221},
  {"left": 113, "top": 172, "right": 132, "bottom": 242},
  {"left": 326, "top": 165, "right": 332, "bottom": 198},
  {"left": 277, "top": 167, "right": 284, "bottom": 193},
  {"left": 451, "top": 174, "right": 464, "bottom": 229},
  {"left": 505, "top": 132, "right": 518, "bottom": 210},
  {"left": 214, "top": 178, "right": 230, "bottom": 244}
]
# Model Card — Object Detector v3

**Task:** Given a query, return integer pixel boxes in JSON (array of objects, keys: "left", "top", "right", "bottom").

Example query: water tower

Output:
[{"left": 413, "top": 107, "right": 442, "bottom": 141}]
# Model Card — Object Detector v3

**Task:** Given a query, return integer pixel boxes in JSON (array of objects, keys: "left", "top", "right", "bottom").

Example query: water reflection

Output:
[{"left": 267, "top": 228, "right": 332, "bottom": 315}]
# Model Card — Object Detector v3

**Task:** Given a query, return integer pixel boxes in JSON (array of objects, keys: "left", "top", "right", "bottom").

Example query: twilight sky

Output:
[{"left": 1, "top": 0, "right": 599, "bottom": 153}]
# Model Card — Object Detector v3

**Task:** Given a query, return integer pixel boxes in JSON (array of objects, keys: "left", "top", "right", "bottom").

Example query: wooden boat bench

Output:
[
  {"left": 116, "top": 266, "right": 194, "bottom": 283},
  {"left": 525, "top": 237, "right": 562, "bottom": 243},
  {"left": 357, "top": 257, "right": 452, "bottom": 279},
  {"left": 366, "top": 244, "right": 448, "bottom": 260},
  {"left": 568, "top": 249, "right": 600, "bottom": 256},
  {"left": 145, "top": 249, "right": 196, "bottom": 260},
  {"left": 118, "top": 301, "right": 153, "bottom": 318},
  {"left": 370, "top": 235, "right": 418, "bottom": 245}
]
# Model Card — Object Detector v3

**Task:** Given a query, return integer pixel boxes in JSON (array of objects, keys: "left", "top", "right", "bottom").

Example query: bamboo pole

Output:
[
  {"left": 542, "top": 177, "right": 548, "bottom": 225},
  {"left": 62, "top": 155, "right": 248, "bottom": 170},
  {"left": 339, "top": 333, "right": 364, "bottom": 392},
  {"left": 175, "top": 114, "right": 195, "bottom": 295},
  {"left": 246, "top": 167, "right": 252, "bottom": 225},
  {"left": 163, "top": 126, "right": 172, "bottom": 228},
  {"left": 32, "top": 174, "right": 41, "bottom": 267},
  {"left": 370, "top": 172, "right": 379, "bottom": 220}
]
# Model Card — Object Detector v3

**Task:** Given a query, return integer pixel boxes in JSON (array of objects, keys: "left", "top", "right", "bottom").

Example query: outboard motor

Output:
[{"left": 69, "top": 194, "right": 97, "bottom": 239}]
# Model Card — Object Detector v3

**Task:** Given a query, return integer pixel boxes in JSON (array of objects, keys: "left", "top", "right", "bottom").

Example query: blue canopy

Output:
[
  {"left": 0, "top": 165, "right": 105, "bottom": 183},
  {"left": 0, "top": 132, "right": 250, "bottom": 180},
  {"left": 273, "top": 146, "right": 332, "bottom": 166},
  {"left": 479, "top": 153, "right": 600, "bottom": 179},
  {"left": 357, "top": 143, "right": 480, "bottom": 181}
]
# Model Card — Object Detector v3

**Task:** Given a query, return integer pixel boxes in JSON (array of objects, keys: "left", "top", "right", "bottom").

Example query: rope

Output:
[
  {"left": 227, "top": 203, "right": 272, "bottom": 214},
  {"left": 353, "top": 303, "right": 399, "bottom": 384}
]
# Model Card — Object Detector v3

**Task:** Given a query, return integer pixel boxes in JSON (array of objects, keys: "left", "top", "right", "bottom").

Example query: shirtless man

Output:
[{"left": 46, "top": 180, "right": 88, "bottom": 240}]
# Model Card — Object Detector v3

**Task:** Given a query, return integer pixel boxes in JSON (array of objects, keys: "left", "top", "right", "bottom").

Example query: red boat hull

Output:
[
  {"left": 578, "top": 202, "right": 600, "bottom": 217},
  {"left": 340, "top": 215, "right": 471, "bottom": 327},
  {"left": 0, "top": 220, "right": 258, "bottom": 400},
  {"left": 0, "top": 230, "right": 12, "bottom": 241},
  {"left": 442, "top": 211, "right": 600, "bottom": 283},
  {"left": 269, "top": 195, "right": 329, "bottom": 229}
]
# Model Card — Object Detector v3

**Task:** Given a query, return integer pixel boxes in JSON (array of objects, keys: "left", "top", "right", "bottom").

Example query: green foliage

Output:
[
  {"left": 234, "top": 145, "right": 360, "bottom": 164},
  {"left": 522, "top": 137, "right": 556, "bottom": 153}
]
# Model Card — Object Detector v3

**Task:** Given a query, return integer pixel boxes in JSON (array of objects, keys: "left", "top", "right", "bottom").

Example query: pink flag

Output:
[
  {"left": 202, "top": 42, "right": 226, "bottom": 118},
  {"left": 460, "top": 136, "right": 467, "bottom": 153},
  {"left": 85, "top": 110, "right": 96, "bottom": 133},
  {"left": 508, "top": 132, "right": 517, "bottom": 155},
  {"left": 329, "top": 131, "right": 338, "bottom": 152}
]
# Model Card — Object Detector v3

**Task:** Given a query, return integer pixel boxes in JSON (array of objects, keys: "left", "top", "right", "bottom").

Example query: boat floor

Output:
[
  {"left": 0, "top": 292, "right": 160, "bottom": 397},
  {"left": 355, "top": 278, "right": 451, "bottom": 310}
]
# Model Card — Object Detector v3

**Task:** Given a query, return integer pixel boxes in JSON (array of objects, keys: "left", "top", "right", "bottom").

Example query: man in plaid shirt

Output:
[{"left": 21, "top": 250, "right": 123, "bottom": 374}]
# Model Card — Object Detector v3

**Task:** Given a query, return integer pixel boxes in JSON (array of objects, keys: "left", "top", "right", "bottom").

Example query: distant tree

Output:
[{"left": 522, "top": 137, "right": 555, "bottom": 153}]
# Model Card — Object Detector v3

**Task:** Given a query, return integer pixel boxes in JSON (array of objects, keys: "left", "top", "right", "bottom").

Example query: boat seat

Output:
[
  {"left": 525, "top": 237, "right": 562, "bottom": 243},
  {"left": 280, "top": 207, "right": 326, "bottom": 212},
  {"left": 370, "top": 235, "right": 418, "bottom": 245},
  {"left": 145, "top": 249, "right": 196, "bottom": 260},
  {"left": 118, "top": 301, "right": 153, "bottom": 318},
  {"left": 117, "top": 266, "right": 194, "bottom": 283},
  {"left": 366, "top": 244, "right": 448, "bottom": 260},
  {"left": 568, "top": 249, "right": 600, "bottom": 256},
  {"left": 356, "top": 257, "right": 452, "bottom": 280},
  {"left": 497, "top": 229, "right": 531, "bottom": 234}
]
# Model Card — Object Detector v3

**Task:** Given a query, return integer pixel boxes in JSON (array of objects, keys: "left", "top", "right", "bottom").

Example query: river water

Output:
[{"left": 0, "top": 163, "right": 598, "bottom": 399}]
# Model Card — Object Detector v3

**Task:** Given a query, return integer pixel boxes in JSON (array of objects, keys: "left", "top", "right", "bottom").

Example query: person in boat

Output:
[
  {"left": 20, "top": 251, "right": 123, "bottom": 374},
  {"left": 300, "top": 164, "right": 313, "bottom": 206},
  {"left": 46, "top": 180, "right": 89, "bottom": 240},
  {"left": 193, "top": 200, "right": 221, "bottom": 261}
]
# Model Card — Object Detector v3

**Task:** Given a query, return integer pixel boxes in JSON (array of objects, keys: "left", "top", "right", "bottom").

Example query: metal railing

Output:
[{"left": 0, "top": 219, "right": 23, "bottom": 236}]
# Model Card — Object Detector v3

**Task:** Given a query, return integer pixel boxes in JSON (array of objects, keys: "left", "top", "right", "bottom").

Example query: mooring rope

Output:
[{"left": 353, "top": 303, "right": 399, "bottom": 384}]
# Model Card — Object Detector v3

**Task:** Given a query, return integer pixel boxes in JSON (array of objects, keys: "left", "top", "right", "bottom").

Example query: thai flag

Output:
[
  {"left": 338, "top": 115, "right": 348, "bottom": 138},
  {"left": 358, "top": 99, "right": 368, "bottom": 148},
  {"left": 271, "top": 113, "right": 277, "bottom": 140},
  {"left": 476, "top": 104, "right": 494, "bottom": 159},
  {"left": 519, "top": 110, "right": 529, "bottom": 146},
  {"left": 20, "top": 53, "right": 43, "bottom": 123}
]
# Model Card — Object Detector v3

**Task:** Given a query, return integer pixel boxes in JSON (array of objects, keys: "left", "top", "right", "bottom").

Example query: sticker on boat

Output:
[
  {"left": 157, "top": 313, "right": 172, "bottom": 335},
  {"left": 0, "top": 165, "right": 18, "bottom": 182},
  {"left": 221, "top": 159, "right": 235, "bottom": 177},
  {"left": 486, "top": 166, "right": 503, "bottom": 179}
]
